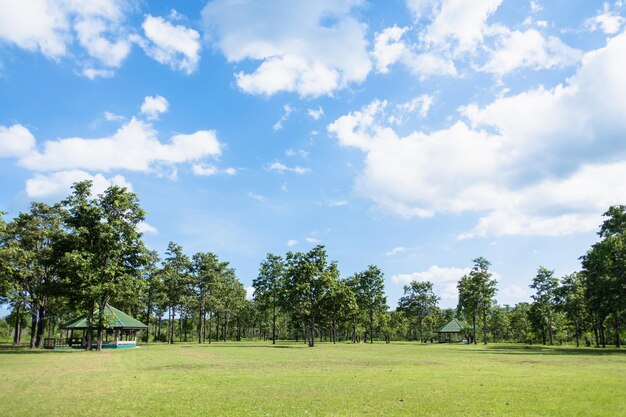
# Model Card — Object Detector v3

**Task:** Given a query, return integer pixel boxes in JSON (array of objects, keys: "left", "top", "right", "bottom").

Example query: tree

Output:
[
  {"left": 283, "top": 245, "right": 339, "bottom": 347},
  {"left": 398, "top": 281, "right": 439, "bottom": 342},
  {"left": 556, "top": 272, "right": 587, "bottom": 347},
  {"left": 458, "top": 257, "right": 497, "bottom": 344},
  {"left": 253, "top": 253, "right": 284, "bottom": 344},
  {"left": 191, "top": 251, "right": 224, "bottom": 343},
  {"left": 581, "top": 205, "right": 626, "bottom": 348},
  {"left": 322, "top": 278, "right": 358, "bottom": 343},
  {"left": 141, "top": 250, "right": 164, "bottom": 344},
  {"left": 1, "top": 203, "right": 64, "bottom": 348},
  {"left": 530, "top": 267, "right": 559, "bottom": 345},
  {"left": 61, "top": 181, "right": 147, "bottom": 351},
  {"left": 162, "top": 242, "right": 192, "bottom": 344},
  {"left": 352, "top": 265, "right": 387, "bottom": 343}
]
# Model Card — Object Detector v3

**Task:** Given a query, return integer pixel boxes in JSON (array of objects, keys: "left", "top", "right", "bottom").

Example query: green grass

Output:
[{"left": 0, "top": 341, "right": 624, "bottom": 416}]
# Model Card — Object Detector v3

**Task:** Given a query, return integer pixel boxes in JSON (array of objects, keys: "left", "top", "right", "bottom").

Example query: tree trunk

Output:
[
  {"left": 86, "top": 300, "right": 94, "bottom": 351},
  {"left": 35, "top": 300, "right": 46, "bottom": 348},
  {"left": 272, "top": 304, "right": 277, "bottom": 345},
  {"left": 600, "top": 319, "right": 606, "bottom": 348},
  {"left": 547, "top": 310, "right": 554, "bottom": 345},
  {"left": 208, "top": 311, "right": 213, "bottom": 344},
  {"left": 198, "top": 301, "right": 204, "bottom": 344},
  {"left": 574, "top": 316, "right": 580, "bottom": 348},
  {"left": 13, "top": 304, "right": 22, "bottom": 346},
  {"left": 369, "top": 304, "right": 374, "bottom": 344},
  {"left": 417, "top": 316, "right": 424, "bottom": 343},
  {"left": 97, "top": 300, "right": 108, "bottom": 352},
  {"left": 223, "top": 312, "right": 228, "bottom": 342},
  {"left": 615, "top": 312, "right": 621, "bottom": 348},
  {"left": 482, "top": 307, "right": 488, "bottom": 345},
  {"left": 29, "top": 303, "right": 38, "bottom": 349},
  {"left": 309, "top": 314, "right": 316, "bottom": 347},
  {"left": 472, "top": 315, "right": 477, "bottom": 345}
]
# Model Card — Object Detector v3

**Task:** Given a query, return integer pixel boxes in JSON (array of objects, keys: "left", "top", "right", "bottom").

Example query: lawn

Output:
[{"left": 0, "top": 341, "right": 624, "bottom": 417}]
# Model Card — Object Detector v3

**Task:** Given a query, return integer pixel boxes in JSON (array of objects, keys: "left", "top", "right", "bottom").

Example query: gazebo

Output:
[
  {"left": 44, "top": 304, "right": 147, "bottom": 349},
  {"left": 436, "top": 318, "right": 467, "bottom": 343}
]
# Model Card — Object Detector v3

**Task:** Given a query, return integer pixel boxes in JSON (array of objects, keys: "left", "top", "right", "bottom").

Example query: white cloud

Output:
[
  {"left": 392, "top": 265, "right": 471, "bottom": 302},
  {"left": 141, "top": 14, "right": 201, "bottom": 74},
  {"left": 137, "top": 221, "right": 158, "bottom": 235},
  {"left": 25, "top": 169, "right": 132, "bottom": 198},
  {"left": 248, "top": 192, "right": 265, "bottom": 202},
  {"left": 245, "top": 286, "right": 255, "bottom": 300},
  {"left": 372, "top": 25, "right": 457, "bottom": 77},
  {"left": 308, "top": 107, "right": 325, "bottom": 121},
  {"left": 82, "top": 68, "right": 115, "bottom": 79},
  {"left": 328, "top": 200, "right": 349, "bottom": 207},
  {"left": 0, "top": 0, "right": 132, "bottom": 70},
  {"left": 192, "top": 164, "right": 237, "bottom": 176},
  {"left": 389, "top": 95, "right": 434, "bottom": 124},
  {"left": 17, "top": 118, "right": 221, "bottom": 173},
  {"left": 285, "top": 149, "right": 309, "bottom": 158},
  {"left": 103, "top": 111, "right": 125, "bottom": 122},
  {"left": 482, "top": 28, "right": 582, "bottom": 75},
  {"left": 407, "top": 0, "right": 439, "bottom": 20},
  {"left": 287, "top": 239, "right": 298, "bottom": 247},
  {"left": 499, "top": 283, "right": 530, "bottom": 306},
  {"left": 529, "top": 1, "right": 542, "bottom": 13},
  {"left": 273, "top": 104, "right": 294, "bottom": 131},
  {"left": 329, "top": 32, "right": 626, "bottom": 237},
  {"left": 267, "top": 162, "right": 311, "bottom": 175},
  {"left": 384, "top": 246, "right": 407, "bottom": 256},
  {"left": 0, "top": 124, "right": 36, "bottom": 158},
  {"left": 585, "top": 3, "right": 625, "bottom": 35},
  {"left": 202, "top": 0, "right": 371, "bottom": 97},
  {"left": 423, "top": 0, "right": 503, "bottom": 54},
  {"left": 140, "top": 95, "right": 169, "bottom": 120},
  {"left": 305, "top": 237, "right": 321, "bottom": 244}
]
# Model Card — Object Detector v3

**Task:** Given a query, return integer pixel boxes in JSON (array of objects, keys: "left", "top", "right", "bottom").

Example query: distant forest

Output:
[{"left": 0, "top": 181, "right": 624, "bottom": 350}]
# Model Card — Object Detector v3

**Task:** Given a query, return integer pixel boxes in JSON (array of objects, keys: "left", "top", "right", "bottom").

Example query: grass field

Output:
[{"left": 0, "top": 341, "right": 624, "bottom": 417}]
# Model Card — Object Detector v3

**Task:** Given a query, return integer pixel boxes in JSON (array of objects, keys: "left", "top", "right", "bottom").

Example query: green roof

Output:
[
  {"left": 61, "top": 305, "right": 147, "bottom": 330},
  {"left": 437, "top": 318, "right": 467, "bottom": 333}
]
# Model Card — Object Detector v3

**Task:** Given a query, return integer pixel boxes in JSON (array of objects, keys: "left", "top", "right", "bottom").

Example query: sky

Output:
[{"left": 1, "top": 0, "right": 625, "bottom": 312}]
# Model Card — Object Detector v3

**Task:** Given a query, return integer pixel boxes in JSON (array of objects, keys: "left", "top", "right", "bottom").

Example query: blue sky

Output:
[{"left": 1, "top": 0, "right": 625, "bottom": 311}]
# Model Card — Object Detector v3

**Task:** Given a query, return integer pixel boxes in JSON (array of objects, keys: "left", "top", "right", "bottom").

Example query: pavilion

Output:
[
  {"left": 436, "top": 318, "right": 468, "bottom": 343},
  {"left": 44, "top": 304, "right": 147, "bottom": 349}
]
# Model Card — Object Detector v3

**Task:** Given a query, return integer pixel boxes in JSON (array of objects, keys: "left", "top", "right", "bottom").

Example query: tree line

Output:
[{"left": 0, "top": 181, "right": 624, "bottom": 349}]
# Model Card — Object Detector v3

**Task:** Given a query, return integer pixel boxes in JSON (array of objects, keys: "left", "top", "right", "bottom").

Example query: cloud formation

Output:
[
  {"left": 329, "top": 31, "right": 626, "bottom": 237},
  {"left": 202, "top": 0, "right": 371, "bottom": 97}
]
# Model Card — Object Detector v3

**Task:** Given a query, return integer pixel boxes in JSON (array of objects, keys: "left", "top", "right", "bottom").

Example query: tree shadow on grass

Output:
[
  {"left": 472, "top": 344, "right": 625, "bottom": 356},
  {"left": 0, "top": 343, "right": 70, "bottom": 354},
  {"left": 181, "top": 343, "right": 307, "bottom": 349}
]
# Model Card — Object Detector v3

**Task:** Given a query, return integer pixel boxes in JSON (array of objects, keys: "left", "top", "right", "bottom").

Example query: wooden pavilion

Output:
[
  {"left": 436, "top": 318, "right": 468, "bottom": 343},
  {"left": 44, "top": 304, "right": 147, "bottom": 349}
]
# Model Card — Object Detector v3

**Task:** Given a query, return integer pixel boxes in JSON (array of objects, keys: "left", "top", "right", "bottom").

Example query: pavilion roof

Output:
[
  {"left": 437, "top": 318, "right": 467, "bottom": 333},
  {"left": 61, "top": 304, "right": 147, "bottom": 330}
]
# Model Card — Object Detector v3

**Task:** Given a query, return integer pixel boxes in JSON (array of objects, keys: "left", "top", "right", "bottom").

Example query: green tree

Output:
[
  {"left": 61, "top": 182, "right": 147, "bottom": 351},
  {"left": 162, "top": 242, "right": 192, "bottom": 344},
  {"left": 397, "top": 281, "right": 439, "bottom": 343},
  {"left": 283, "top": 245, "right": 339, "bottom": 347},
  {"left": 581, "top": 205, "right": 626, "bottom": 348},
  {"left": 253, "top": 253, "right": 284, "bottom": 344},
  {"left": 556, "top": 272, "right": 587, "bottom": 347},
  {"left": 352, "top": 265, "right": 387, "bottom": 343},
  {"left": 458, "top": 257, "right": 497, "bottom": 344},
  {"left": 530, "top": 266, "right": 559, "bottom": 345}
]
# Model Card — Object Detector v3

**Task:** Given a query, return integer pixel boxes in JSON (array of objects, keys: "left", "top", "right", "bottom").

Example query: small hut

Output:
[
  {"left": 44, "top": 304, "right": 147, "bottom": 349},
  {"left": 436, "top": 318, "right": 467, "bottom": 343}
]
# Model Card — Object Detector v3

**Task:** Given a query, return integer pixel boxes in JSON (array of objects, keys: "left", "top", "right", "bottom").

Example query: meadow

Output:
[{"left": 0, "top": 342, "right": 624, "bottom": 417}]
